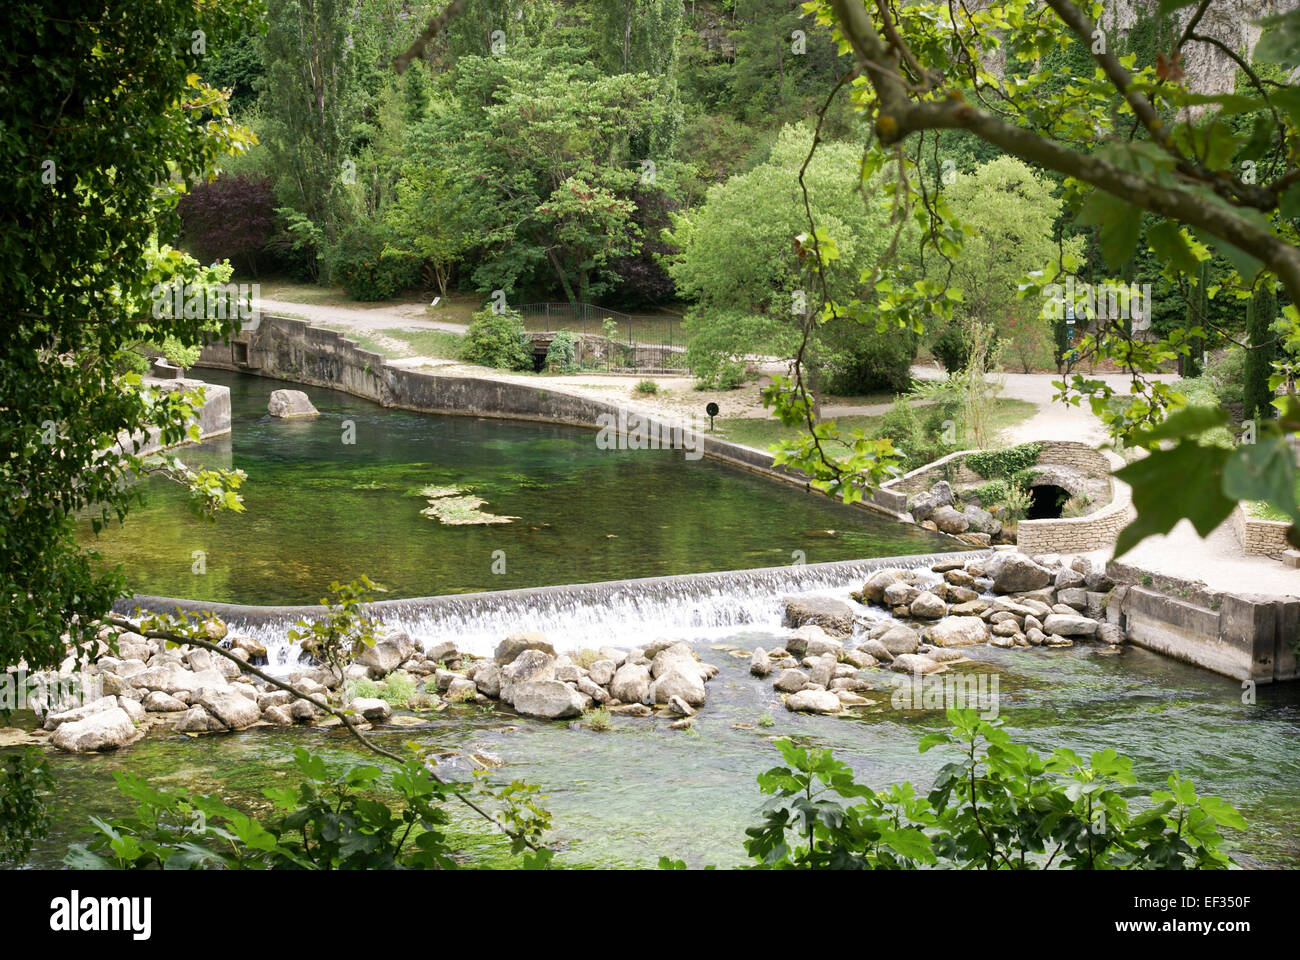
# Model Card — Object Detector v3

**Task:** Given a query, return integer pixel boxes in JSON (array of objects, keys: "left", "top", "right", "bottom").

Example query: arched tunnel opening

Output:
[{"left": 1027, "top": 484, "right": 1070, "bottom": 520}]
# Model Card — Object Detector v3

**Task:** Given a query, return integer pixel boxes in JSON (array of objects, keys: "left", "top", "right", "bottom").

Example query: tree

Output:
[
  {"left": 762, "top": 0, "right": 1300, "bottom": 547},
  {"left": 178, "top": 175, "right": 277, "bottom": 275},
  {"left": 665, "top": 125, "right": 918, "bottom": 390},
  {"left": 423, "top": 48, "right": 668, "bottom": 305},
  {"left": 1244, "top": 281, "right": 1280, "bottom": 424},
  {"left": 1, "top": 0, "right": 257, "bottom": 674}
]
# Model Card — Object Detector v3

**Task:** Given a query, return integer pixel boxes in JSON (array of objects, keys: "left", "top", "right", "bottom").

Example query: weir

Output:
[{"left": 116, "top": 549, "right": 990, "bottom": 663}]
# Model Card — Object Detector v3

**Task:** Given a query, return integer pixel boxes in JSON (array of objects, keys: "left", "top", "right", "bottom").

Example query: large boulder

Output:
[
  {"left": 1042, "top": 613, "right": 1100, "bottom": 638},
  {"left": 50, "top": 707, "right": 137, "bottom": 752},
  {"left": 650, "top": 642, "right": 698, "bottom": 679},
  {"left": 985, "top": 553, "right": 1053, "bottom": 594},
  {"left": 142, "top": 691, "right": 188, "bottom": 713},
  {"left": 785, "top": 689, "right": 842, "bottom": 714},
  {"left": 493, "top": 632, "right": 556, "bottom": 666},
  {"left": 962, "top": 504, "right": 1001, "bottom": 536},
  {"left": 906, "top": 481, "right": 954, "bottom": 523},
  {"left": 587, "top": 659, "right": 617, "bottom": 687},
  {"left": 862, "top": 569, "right": 906, "bottom": 604},
  {"left": 877, "top": 625, "right": 920, "bottom": 656},
  {"left": 889, "top": 654, "right": 945, "bottom": 675},
  {"left": 609, "top": 662, "right": 651, "bottom": 703},
  {"left": 348, "top": 697, "right": 392, "bottom": 722},
  {"left": 927, "top": 616, "right": 990, "bottom": 647},
  {"left": 512, "top": 680, "right": 587, "bottom": 720},
  {"left": 198, "top": 689, "right": 262, "bottom": 730},
  {"left": 930, "top": 505, "right": 970, "bottom": 535},
  {"left": 471, "top": 662, "right": 502, "bottom": 698},
  {"left": 650, "top": 667, "right": 707, "bottom": 707},
  {"left": 783, "top": 596, "right": 855, "bottom": 637},
  {"left": 909, "top": 592, "right": 947, "bottom": 620},
  {"left": 175, "top": 705, "right": 226, "bottom": 733},
  {"left": 42, "top": 695, "right": 119, "bottom": 732},
  {"left": 267, "top": 389, "right": 319, "bottom": 418},
  {"left": 883, "top": 581, "right": 922, "bottom": 608},
  {"left": 772, "top": 668, "right": 809, "bottom": 693},
  {"left": 499, "top": 649, "right": 556, "bottom": 705}
]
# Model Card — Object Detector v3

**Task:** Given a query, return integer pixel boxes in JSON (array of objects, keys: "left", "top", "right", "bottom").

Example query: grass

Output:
[
  {"left": 715, "top": 398, "right": 1037, "bottom": 452},
  {"left": 1246, "top": 477, "right": 1300, "bottom": 522},
  {"left": 584, "top": 707, "right": 612, "bottom": 732},
  {"left": 318, "top": 325, "right": 465, "bottom": 361}
]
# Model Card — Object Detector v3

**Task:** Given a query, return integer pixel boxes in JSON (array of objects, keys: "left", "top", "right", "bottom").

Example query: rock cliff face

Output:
[{"left": 1100, "top": 0, "right": 1300, "bottom": 95}]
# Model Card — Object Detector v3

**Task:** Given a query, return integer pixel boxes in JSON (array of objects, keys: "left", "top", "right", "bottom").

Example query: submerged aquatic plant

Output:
[{"left": 416, "top": 484, "right": 518, "bottom": 525}]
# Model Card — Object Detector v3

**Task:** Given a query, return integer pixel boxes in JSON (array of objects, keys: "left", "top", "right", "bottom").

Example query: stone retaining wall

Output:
[
  {"left": 1233, "top": 504, "right": 1292, "bottom": 556},
  {"left": 113, "top": 377, "right": 231, "bottom": 458},
  {"left": 1016, "top": 450, "right": 1133, "bottom": 553}
]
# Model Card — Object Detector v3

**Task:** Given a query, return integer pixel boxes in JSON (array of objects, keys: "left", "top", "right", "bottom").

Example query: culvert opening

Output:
[{"left": 1027, "top": 484, "right": 1070, "bottom": 520}]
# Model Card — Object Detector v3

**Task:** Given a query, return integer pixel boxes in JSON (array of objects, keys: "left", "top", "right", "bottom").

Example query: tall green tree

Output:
[
  {"left": 1244, "top": 282, "right": 1279, "bottom": 424},
  {"left": 1, "top": 0, "right": 257, "bottom": 673}
]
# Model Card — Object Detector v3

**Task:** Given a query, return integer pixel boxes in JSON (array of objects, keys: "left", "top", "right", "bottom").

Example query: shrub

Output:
[
  {"left": 966, "top": 442, "right": 1042, "bottom": 480},
  {"left": 1204, "top": 347, "right": 1246, "bottom": 405},
  {"left": 328, "top": 223, "right": 423, "bottom": 301},
  {"left": 584, "top": 707, "right": 612, "bottom": 732},
  {"left": 383, "top": 672, "right": 416, "bottom": 708},
  {"left": 931, "top": 324, "right": 970, "bottom": 373},
  {"left": 635, "top": 379, "right": 659, "bottom": 394},
  {"left": 461, "top": 307, "right": 532, "bottom": 371},
  {"left": 744, "top": 710, "right": 1244, "bottom": 869},
  {"left": 543, "top": 330, "right": 578, "bottom": 373}
]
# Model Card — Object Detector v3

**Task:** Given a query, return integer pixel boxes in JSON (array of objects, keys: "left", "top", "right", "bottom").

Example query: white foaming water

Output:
[{"left": 194, "top": 553, "right": 968, "bottom": 670}]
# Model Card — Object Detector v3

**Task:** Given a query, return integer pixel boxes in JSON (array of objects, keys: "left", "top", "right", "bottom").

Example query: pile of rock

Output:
[
  {"left": 765, "top": 550, "right": 1126, "bottom": 713},
  {"left": 906, "top": 480, "right": 1009, "bottom": 547}
]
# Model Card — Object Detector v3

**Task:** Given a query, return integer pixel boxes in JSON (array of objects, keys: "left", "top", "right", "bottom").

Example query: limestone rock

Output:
[
  {"left": 927, "top": 616, "right": 990, "bottom": 647},
  {"left": 930, "top": 505, "right": 970, "bottom": 535},
  {"left": 198, "top": 689, "right": 262, "bottom": 730},
  {"left": 267, "top": 388, "right": 319, "bottom": 418},
  {"left": 493, "top": 632, "right": 556, "bottom": 665},
  {"left": 51, "top": 707, "right": 137, "bottom": 752},
  {"left": 512, "top": 680, "right": 587, "bottom": 720},
  {"left": 910, "top": 592, "right": 947, "bottom": 619},
  {"left": 889, "top": 654, "right": 945, "bottom": 675},
  {"left": 772, "top": 669, "right": 809, "bottom": 693},
  {"left": 1042, "top": 613, "right": 1099, "bottom": 638},
  {"left": 785, "top": 689, "right": 843, "bottom": 714},
  {"left": 609, "top": 662, "right": 651, "bottom": 703},
  {"left": 986, "top": 553, "right": 1053, "bottom": 593},
  {"left": 782, "top": 596, "right": 855, "bottom": 637},
  {"left": 348, "top": 697, "right": 392, "bottom": 722}
]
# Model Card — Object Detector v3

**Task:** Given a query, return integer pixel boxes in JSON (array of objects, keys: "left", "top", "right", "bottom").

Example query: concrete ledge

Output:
[{"left": 113, "top": 377, "right": 231, "bottom": 458}]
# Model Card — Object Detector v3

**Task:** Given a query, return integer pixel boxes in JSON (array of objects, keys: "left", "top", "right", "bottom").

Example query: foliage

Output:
[
  {"left": 1244, "top": 283, "right": 1279, "bottom": 424},
  {"left": 329, "top": 222, "right": 422, "bottom": 301},
  {"left": 635, "top": 379, "right": 660, "bottom": 394},
  {"left": 584, "top": 707, "right": 613, "bottom": 732},
  {"left": 0, "top": 750, "right": 53, "bottom": 867},
  {"left": 544, "top": 330, "right": 579, "bottom": 373},
  {"left": 744, "top": 710, "right": 1244, "bottom": 869},
  {"left": 461, "top": 307, "right": 533, "bottom": 371},
  {"left": 288, "top": 577, "right": 388, "bottom": 687},
  {"left": 966, "top": 443, "right": 1043, "bottom": 482},
  {"left": 67, "top": 747, "right": 554, "bottom": 870},
  {"left": 1203, "top": 347, "right": 1247, "bottom": 405},
  {"left": 1, "top": 0, "right": 258, "bottom": 673},
  {"left": 178, "top": 175, "right": 277, "bottom": 275}
]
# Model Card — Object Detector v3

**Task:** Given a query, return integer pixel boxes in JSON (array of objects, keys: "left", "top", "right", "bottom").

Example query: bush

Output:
[
  {"left": 931, "top": 324, "right": 970, "bottom": 373},
  {"left": 461, "top": 307, "right": 532, "bottom": 371},
  {"left": 966, "top": 442, "right": 1042, "bottom": 480},
  {"left": 635, "top": 379, "right": 659, "bottom": 394},
  {"left": 871, "top": 397, "right": 953, "bottom": 471},
  {"left": 1204, "top": 347, "right": 1246, "bottom": 405},
  {"left": 821, "top": 325, "right": 919, "bottom": 395},
  {"left": 744, "top": 710, "right": 1244, "bottom": 870},
  {"left": 329, "top": 223, "right": 422, "bottom": 301},
  {"left": 543, "top": 330, "right": 578, "bottom": 373}
]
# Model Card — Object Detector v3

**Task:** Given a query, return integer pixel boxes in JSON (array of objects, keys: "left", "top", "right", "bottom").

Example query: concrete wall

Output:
[
  {"left": 1107, "top": 562, "right": 1299, "bottom": 683},
  {"left": 113, "top": 377, "right": 231, "bottom": 458},
  {"left": 1233, "top": 504, "right": 1292, "bottom": 556},
  {"left": 197, "top": 315, "right": 911, "bottom": 521}
]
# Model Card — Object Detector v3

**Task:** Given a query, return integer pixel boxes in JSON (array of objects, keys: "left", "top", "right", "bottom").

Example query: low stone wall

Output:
[
  {"left": 197, "top": 316, "right": 909, "bottom": 520},
  {"left": 1233, "top": 504, "right": 1292, "bottom": 556},
  {"left": 1016, "top": 450, "right": 1133, "bottom": 553},
  {"left": 113, "top": 377, "right": 231, "bottom": 458}
]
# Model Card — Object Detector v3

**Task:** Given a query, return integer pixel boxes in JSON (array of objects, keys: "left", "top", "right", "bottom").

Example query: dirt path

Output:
[{"left": 254, "top": 297, "right": 467, "bottom": 333}]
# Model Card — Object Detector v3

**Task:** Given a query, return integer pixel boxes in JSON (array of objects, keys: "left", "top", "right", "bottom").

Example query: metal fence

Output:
[{"left": 516, "top": 302, "right": 686, "bottom": 372}]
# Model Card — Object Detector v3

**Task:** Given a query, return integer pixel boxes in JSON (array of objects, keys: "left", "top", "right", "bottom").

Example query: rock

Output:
[
  {"left": 50, "top": 707, "right": 137, "bottom": 752},
  {"left": 185, "top": 648, "right": 214, "bottom": 673},
  {"left": 843, "top": 648, "right": 878, "bottom": 669},
  {"left": 289, "top": 698, "right": 322, "bottom": 723},
  {"left": 862, "top": 568, "right": 906, "bottom": 603},
  {"left": 782, "top": 596, "right": 855, "bottom": 637},
  {"left": 42, "top": 696, "right": 118, "bottom": 732},
  {"left": 512, "top": 680, "right": 587, "bottom": 720},
  {"left": 231, "top": 635, "right": 268, "bottom": 661},
  {"left": 772, "top": 669, "right": 809, "bottom": 693},
  {"left": 1026, "top": 627, "right": 1046, "bottom": 645},
  {"left": 666, "top": 695, "right": 696, "bottom": 717},
  {"left": 931, "top": 558, "right": 966, "bottom": 573},
  {"left": 651, "top": 666, "right": 708, "bottom": 707},
  {"left": 749, "top": 648, "right": 772, "bottom": 677},
  {"left": 906, "top": 481, "right": 954, "bottom": 523},
  {"left": 910, "top": 592, "right": 947, "bottom": 619},
  {"left": 889, "top": 654, "right": 946, "bottom": 675},
  {"left": 116, "top": 697, "right": 146, "bottom": 726},
  {"left": 609, "top": 703, "right": 653, "bottom": 717},
  {"left": 424, "top": 640, "right": 459, "bottom": 664},
  {"left": 860, "top": 638, "right": 894, "bottom": 662},
  {"left": 143, "top": 690, "right": 188, "bottom": 712},
  {"left": 1044, "top": 634, "right": 1075, "bottom": 648},
  {"left": 1023, "top": 615, "right": 1043, "bottom": 634},
  {"left": 962, "top": 504, "right": 1001, "bottom": 535},
  {"left": 804, "top": 634, "right": 844, "bottom": 659},
  {"left": 650, "top": 642, "right": 698, "bottom": 679},
  {"left": 554, "top": 664, "right": 585, "bottom": 682},
  {"left": 930, "top": 505, "right": 970, "bottom": 534},
  {"left": 609, "top": 663, "right": 651, "bottom": 704},
  {"left": 1097, "top": 622, "right": 1125, "bottom": 645},
  {"left": 668, "top": 717, "right": 695, "bottom": 731},
  {"left": 1057, "top": 587, "right": 1088, "bottom": 610},
  {"left": 348, "top": 697, "right": 392, "bottom": 722},
  {"left": 263, "top": 705, "right": 294, "bottom": 726},
  {"left": 927, "top": 616, "right": 990, "bottom": 647},
  {"left": 785, "top": 689, "right": 842, "bottom": 714},
  {"left": 445, "top": 677, "right": 477, "bottom": 702},
  {"left": 576, "top": 675, "right": 611, "bottom": 703},
  {"left": 499, "top": 649, "right": 556, "bottom": 703},
  {"left": 267, "top": 388, "right": 319, "bottom": 418},
  {"left": 985, "top": 552, "right": 1053, "bottom": 593},
  {"left": 991, "top": 619, "right": 1022, "bottom": 637},
  {"left": 198, "top": 689, "right": 262, "bottom": 730},
  {"left": 883, "top": 581, "right": 922, "bottom": 607},
  {"left": 949, "top": 599, "right": 990, "bottom": 616},
  {"left": 356, "top": 631, "right": 415, "bottom": 679},
  {"left": 1042, "top": 613, "right": 1099, "bottom": 638},
  {"left": 588, "top": 659, "right": 617, "bottom": 686},
  {"left": 493, "top": 632, "right": 556, "bottom": 665},
  {"left": 1084, "top": 591, "right": 1108, "bottom": 620},
  {"left": 945, "top": 585, "right": 979, "bottom": 604},
  {"left": 1085, "top": 570, "right": 1115, "bottom": 593},
  {"left": 175, "top": 705, "right": 225, "bottom": 733},
  {"left": 928, "top": 647, "right": 967, "bottom": 663},
  {"left": 472, "top": 662, "right": 502, "bottom": 698},
  {"left": 1055, "top": 566, "right": 1086, "bottom": 589},
  {"left": 809, "top": 656, "right": 837, "bottom": 688},
  {"left": 877, "top": 625, "right": 921, "bottom": 656}
]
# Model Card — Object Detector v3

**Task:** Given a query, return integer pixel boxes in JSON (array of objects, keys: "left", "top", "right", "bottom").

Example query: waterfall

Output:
[{"left": 117, "top": 550, "right": 985, "bottom": 667}]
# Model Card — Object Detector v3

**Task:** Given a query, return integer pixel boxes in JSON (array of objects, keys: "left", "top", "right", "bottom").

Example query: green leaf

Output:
[
  {"left": 1221, "top": 436, "right": 1300, "bottom": 523},
  {"left": 1145, "top": 220, "right": 1201, "bottom": 276},
  {"left": 1113, "top": 441, "right": 1236, "bottom": 556},
  {"left": 1077, "top": 190, "right": 1142, "bottom": 269}
]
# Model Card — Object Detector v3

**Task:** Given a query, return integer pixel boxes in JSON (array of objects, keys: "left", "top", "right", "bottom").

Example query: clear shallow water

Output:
[
  {"left": 80, "top": 369, "right": 959, "bottom": 604},
  {"left": 12, "top": 627, "right": 1299, "bottom": 869}
]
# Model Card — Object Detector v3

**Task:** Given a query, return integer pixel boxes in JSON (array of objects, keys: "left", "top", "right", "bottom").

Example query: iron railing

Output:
[{"left": 515, "top": 302, "right": 685, "bottom": 372}]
